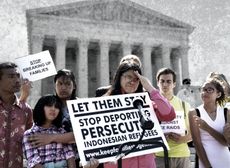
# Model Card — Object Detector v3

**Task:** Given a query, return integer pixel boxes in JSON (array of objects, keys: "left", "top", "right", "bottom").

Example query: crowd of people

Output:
[{"left": 0, "top": 54, "right": 229, "bottom": 168}]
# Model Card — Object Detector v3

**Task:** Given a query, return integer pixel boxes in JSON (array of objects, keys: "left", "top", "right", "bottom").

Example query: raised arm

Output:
[
  {"left": 149, "top": 90, "right": 175, "bottom": 121},
  {"left": 20, "top": 79, "right": 32, "bottom": 102},
  {"left": 134, "top": 71, "right": 175, "bottom": 121}
]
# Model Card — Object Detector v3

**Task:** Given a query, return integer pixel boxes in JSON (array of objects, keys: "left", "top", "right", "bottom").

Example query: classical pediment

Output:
[{"left": 28, "top": 0, "right": 194, "bottom": 32}]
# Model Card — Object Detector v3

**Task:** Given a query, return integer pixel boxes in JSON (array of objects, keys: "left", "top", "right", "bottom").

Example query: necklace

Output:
[
  {"left": 203, "top": 105, "right": 217, "bottom": 120},
  {"left": 206, "top": 107, "right": 217, "bottom": 114},
  {"left": 207, "top": 110, "right": 217, "bottom": 121}
]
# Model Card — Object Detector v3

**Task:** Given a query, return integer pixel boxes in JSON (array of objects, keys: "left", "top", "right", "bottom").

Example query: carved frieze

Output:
[{"left": 40, "top": 1, "right": 183, "bottom": 28}]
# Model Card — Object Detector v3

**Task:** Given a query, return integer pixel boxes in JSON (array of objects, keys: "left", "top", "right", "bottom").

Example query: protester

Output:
[
  {"left": 206, "top": 72, "right": 230, "bottom": 144},
  {"left": 155, "top": 68, "right": 192, "bottom": 168},
  {"left": 95, "top": 54, "right": 142, "bottom": 97},
  {"left": 177, "top": 78, "right": 196, "bottom": 108},
  {"left": 95, "top": 55, "right": 142, "bottom": 168},
  {"left": 23, "top": 95, "right": 76, "bottom": 168},
  {"left": 28, "top": 69, "right": 99, "bottom": 168},
  {"left": 103, "top": 62, "right": 175, "bottom": 168},
  {"left": 0, "top": 62, "right": 33, "bottom": 168},
  {"left": 189, "top": 78, "right": 230, "bottom": 168}
]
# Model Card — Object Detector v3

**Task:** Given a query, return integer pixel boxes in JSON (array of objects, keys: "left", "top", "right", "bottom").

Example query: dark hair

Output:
[
  {"left": 156, "top": 68, "right": 177, "bottom": 82},
  {"left": 54, "top": 69, "right": 76, "bottom": 99},
  {"left": 33, "top": 95, "right": 63, "bottom": 128},
  {"left": 182, "top": 78, "right": 191, "bottom": 85},
  {"left": 108, "top": 62, "right": 143, "bottom": 95},
  {"left": 205, "top": 78, "right": 225, "bottom": 106},
  {"left": 0, "top": 62, "right": 18, "bottom": 79},
  {"left": 207, "top": 72, "right": 230, "bottom": 97}
]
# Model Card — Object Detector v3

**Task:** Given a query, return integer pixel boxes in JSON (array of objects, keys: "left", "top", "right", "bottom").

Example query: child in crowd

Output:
[{"left": 23, "top": 95, "right": 76, "bottom": 168}]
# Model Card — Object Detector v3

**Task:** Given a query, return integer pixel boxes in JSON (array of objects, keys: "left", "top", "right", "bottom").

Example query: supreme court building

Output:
[{"left": 26, "top": 0, "right": 194, "bottom": 106}]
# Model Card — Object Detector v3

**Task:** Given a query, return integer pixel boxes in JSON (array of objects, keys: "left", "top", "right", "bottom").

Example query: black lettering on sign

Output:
[
  {"left": 71, "top": 102, "right": 89, "bottom": 113},
  {"left": 30, "top": 59, "right": 41, "bottom": 65},
  {"left": 92, "top": 98, "right": 122, "bottom": 110}
]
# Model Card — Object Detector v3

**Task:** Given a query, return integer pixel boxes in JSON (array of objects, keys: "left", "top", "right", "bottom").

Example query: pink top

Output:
[
  {"left": 104, "top": 90, "right": 175, "bottom": 168},
  {"left": 150, "top": 89, "right": 175, "bottom": 122}
]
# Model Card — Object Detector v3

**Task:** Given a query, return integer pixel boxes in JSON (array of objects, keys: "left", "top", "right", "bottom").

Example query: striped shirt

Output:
[{"left": 23, "top": 125, "right": 75, "bottom": 168}]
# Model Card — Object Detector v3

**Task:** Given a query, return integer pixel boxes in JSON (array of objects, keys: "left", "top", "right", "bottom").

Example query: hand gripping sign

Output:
[
  {"left": 67, "top": 92, "right": 168, "bottom": 166},
  {"left": 160, "top": 110, "right": 186, "bottom": 135}
]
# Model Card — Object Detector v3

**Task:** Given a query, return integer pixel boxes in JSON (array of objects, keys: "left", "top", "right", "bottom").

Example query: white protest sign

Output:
[
  {"left": 67, "top": 92, "right": 168, "bottom": 166},
  {"left": 160, "top": 111, "right": 186, "bottom": 135},
  {"left": 15, "top": 50, "right": 57, "bottom": 81}
]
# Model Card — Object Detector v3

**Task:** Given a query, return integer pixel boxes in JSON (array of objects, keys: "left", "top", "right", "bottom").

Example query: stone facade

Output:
[{"left": 26, "top": 0, "right": 194, "bottom": 106}]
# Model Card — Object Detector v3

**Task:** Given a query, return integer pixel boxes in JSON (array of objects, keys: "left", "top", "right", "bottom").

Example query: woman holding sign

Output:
[{"left": 103, "top": 62, "right": 175, "bottom": 168}]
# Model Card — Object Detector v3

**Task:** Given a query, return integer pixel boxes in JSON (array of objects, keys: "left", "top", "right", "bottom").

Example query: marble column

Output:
[
  {"left": 180, "top": 46, "right": 190, "bottom": 79},
  {"left": 55, "top": 37, "right": 67, "bottom": 70},
  {"left": 153, "top": 55, "right": 162, "bottom": 85},
  {"left": 142, "top": 44, "right": 153, "bottom": 82},
  {"left": 77, "top": 39, "right": 89, "bottom": 98},
  {"left": 119, "top": 42, "right": 132, "bottom": 62},
  {"left": 155, "top": 47, "right": 163, "bottom": 70},
  {"left": 171, "top": 48, "right": 181, "bottom": 92},
  {"left": 30, "top": 35, "right": 44, "bottom": 107},
  {"left": 99, "top": 41, "right": 110, "bottom": 86},
  {"left": 161, "top": 45, "right": 172, "bottom": 68},
  {"left": 152, "top": 47, "right": 162, "bottom": 85},
  {"left": 122, "top": 42, "right": 132, "bottom": 56}
]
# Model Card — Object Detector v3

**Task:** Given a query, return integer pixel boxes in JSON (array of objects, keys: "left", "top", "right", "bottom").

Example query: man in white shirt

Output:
[{"left": 177, "top": 78, "right": 196, "bottom": 108}]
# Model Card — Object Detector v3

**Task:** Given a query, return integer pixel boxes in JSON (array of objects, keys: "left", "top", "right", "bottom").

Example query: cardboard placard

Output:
[
  {"left": 15, "top": 50, "right": 57, "bottom": 81},
  {"left": 67, "top": 92, "right": 168, "bottom": 166}
]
